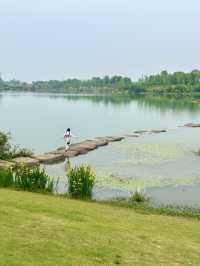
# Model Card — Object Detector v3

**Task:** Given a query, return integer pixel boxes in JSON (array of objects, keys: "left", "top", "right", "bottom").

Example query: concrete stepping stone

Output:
[
  {"left": 57, "top": 146, "right": 65, "bottom": 151},
  {"left": 12, "top": 157, "right": 39, "bottom": 167},
  {"left": 65, "top": 150, "right": 80, "bottom": 157},
  {"left": 134, "top": 130, "right": 149, "bottom": 134},
  {"left": 47, "top": 149, "right": 66, "bottom": 155},
  {"left": 124, "top": 134, "right": 140, "bottom": 137},
  {"left": 184, "top": 123, "right": 200, "bottom": 128},
  {"left": 48, "top": 149, "right": 79, "bottom": 158},
  {"left": 92, "top": 139, "right": 109, "bottom": 146},
  {"left": 150, "top": 129, "right": 167, "bottom": 133},
  {"left": 96, "top": 136, "right": 124, "bottom": 142},
  {"left": 70, "top": 142, "right": 97, "bottom": 152},
  {"left": 33, "top": 153, "right": 65, "bottom": 164},
  {"left": 0, "top": 160, "right": 16, "bottom": 170}
]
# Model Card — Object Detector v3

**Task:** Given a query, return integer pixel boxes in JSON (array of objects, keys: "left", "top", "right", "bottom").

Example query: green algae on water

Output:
[
  {"left": 95, "top": 174, "right": 200, "bottom": 191},
  {"left": 112, "top": 142, "right": 185, "bottom": 165}
]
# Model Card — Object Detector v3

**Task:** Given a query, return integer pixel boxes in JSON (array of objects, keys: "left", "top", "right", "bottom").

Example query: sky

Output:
[{"left": 0, "top": 0, "right": 199, "bottom": 82}]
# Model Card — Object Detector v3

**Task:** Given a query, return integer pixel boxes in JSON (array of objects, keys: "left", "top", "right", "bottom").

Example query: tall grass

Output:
[
  {"left": 15, "top": 165, "right": 53, "bottom": 192},
  {"left": 0, "top": 165, "right": 53, "bottom": 193},
  {"left": 130, "top": 190, "right": 147, "bottom": 203},
  {"left": 67, "top": 164, "right": 95, "bottom": 199},
  {"left": 0, "top": 169, "right": 13, "bottom": 187}
]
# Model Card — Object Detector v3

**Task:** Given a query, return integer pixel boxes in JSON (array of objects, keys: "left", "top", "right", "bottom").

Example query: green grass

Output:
[{"left": 0, "top": 189, "right": 200, "bottom": 265}]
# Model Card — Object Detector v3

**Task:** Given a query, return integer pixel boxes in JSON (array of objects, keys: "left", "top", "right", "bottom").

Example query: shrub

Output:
[
  {"left": 0, "top": 131, "right": 33, "bottom": 160},
  {"left": 14, "top": 165, "right": 54, "bottom": 192},
  {"left": 67, "top": 164, "right": 95, "bottom": 199},
  {"left": 0, "top": 132, "right": 11, "bottom": 160},
  {"left": 130, "top": 190, "right": 147, "bottom": 203},
  {"left": 0, "top": 169, "right": 13, "bottom": 187},
  {"left": 11, "top": 146, "right": 33, "bottom": 158}
]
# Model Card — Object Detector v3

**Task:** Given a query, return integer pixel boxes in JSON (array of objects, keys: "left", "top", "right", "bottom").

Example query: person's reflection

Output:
[{"left": 64, "top": 156, "right": 71, "bottom": 172}]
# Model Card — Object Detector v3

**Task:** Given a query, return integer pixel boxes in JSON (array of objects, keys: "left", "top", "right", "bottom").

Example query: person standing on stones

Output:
[{"left": 64, "top": 128, "right": 74, "bottom": 151}]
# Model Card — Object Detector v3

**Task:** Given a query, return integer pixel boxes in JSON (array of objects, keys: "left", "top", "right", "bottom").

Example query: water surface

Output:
[{"left": 1, "top": 92, "right": 200, "bottom": 205}]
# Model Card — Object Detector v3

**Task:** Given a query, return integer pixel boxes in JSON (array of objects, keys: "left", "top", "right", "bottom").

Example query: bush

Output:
[
  {"left": 0, "top": 132, "right": 11, "bottom": 160},
  {"left": 14, "top": 165, "right": 53, "bottom": 192},
  {"left": 0, "top": 169, "right": 13, "bottom": 187},
  {"left": 11, "top": 146, "right": 33, "bottom": 159},
  {"left": 67, "top": 164, "right": 95, "bottom": 199},
  {"left": 0, "top": 131, "right": 33, "bottom": 160},
  {"left": 130, "top": 190, "right": 147, "bottom": 203}
]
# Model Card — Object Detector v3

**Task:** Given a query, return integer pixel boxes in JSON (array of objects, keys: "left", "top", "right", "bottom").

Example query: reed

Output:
[
  {"left": 130, "top": 190, "right": 147, "bottom": 203},
  {"left": 0, "top": 169, "right": 13, "bottom": 187},
  {"left": 67, "top": 164, "right": 95, "bottom": 199},
  {"left": 14, "top": 165, "right": 53, "bottom": 192},
  {"left": 0, "top": 165, "right": 53, "bottom": 193}
]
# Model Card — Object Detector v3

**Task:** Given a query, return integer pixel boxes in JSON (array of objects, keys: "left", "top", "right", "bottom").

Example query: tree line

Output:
[{"left": 1, "top": 70, "right": 200, "bottom": 93}]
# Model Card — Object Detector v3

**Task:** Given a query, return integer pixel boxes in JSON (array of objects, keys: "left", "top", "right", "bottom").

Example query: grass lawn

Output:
[{"left": 0, "top": 189, "right": 200, "bottom": 265}]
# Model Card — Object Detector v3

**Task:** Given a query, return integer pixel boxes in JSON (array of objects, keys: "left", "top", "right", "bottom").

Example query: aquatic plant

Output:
[
  {"left": 103, "top": 199, "right": 200, "bottom": 220},
  {"left": 0, "top": 169, "right": 13, "bottom": 187},
  {"left": 0, "top": 165, "right": 53, "bottom": 193},
  {"left": 14, "top": 165, "right": 53, "bottom": 192},
  {"left": 130, "top": 190, "right": 147, "bottom": 203},
  {"left": 67, "top": 164, "right": 95, "bottom": 199},
  {"left": 96, "top": 173, "right": 200, "bottom": 192}
]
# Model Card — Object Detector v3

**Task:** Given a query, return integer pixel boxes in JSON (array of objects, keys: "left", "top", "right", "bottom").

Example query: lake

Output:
[{"left": 1, "top": 92, "right": 200, "bottom": 206}]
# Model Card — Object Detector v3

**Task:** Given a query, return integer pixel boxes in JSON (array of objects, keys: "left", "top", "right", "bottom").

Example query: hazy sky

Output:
[{"left": 0, "top": 0, "right": 199, "bottom": 82}]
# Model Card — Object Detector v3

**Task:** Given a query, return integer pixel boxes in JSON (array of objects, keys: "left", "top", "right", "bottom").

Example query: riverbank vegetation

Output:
[
  {"left": 0, "top": 189, "right": 200, "bottom": 265},
  {"left": 0, "top": 131, "right": 32, "bottom": 160},
  {"left": 1, "top": 69, "right": 200, "bottom": 94},
  {"left": 0, "top": 165, "right": 53, "bottom": 192},
  {"left": 1, "top": 163, "right": 200, "bottom": 220}
]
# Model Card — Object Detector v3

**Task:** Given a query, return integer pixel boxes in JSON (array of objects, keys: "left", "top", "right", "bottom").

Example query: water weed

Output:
[
  {"left": 67, "top": 164, "right": 95, "bottom": 199},
  {"left": 0, "top": 165, "right": 53, "bottom": 193},
  {"left": 0, "top": 169, "right": 13, "bottom": 187},
  {"left": 130, "top": 190, "right": 147, "bottom": 203},
  {"left": 15, "top": 165, "right": 53, "bottom": 192}
]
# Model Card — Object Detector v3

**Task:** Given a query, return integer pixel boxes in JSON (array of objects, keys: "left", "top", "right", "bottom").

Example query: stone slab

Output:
[
  {"left": 12, "top": 157, "right": 39, "bottom": 167},
  {"left": 0, "top": 160, "right": 15, "bottom": 170},
  {"left": 124, "top": 134, "right": 140, "bottom": 138},
  {"left": 150, "top": 129, "right": 167, "bottom": 133},
  {"left": 33, "top": 153, "right": 65, "bottom": 164},
  {"left": 184, "top": 123, "right": 200, "bottom": 128}
]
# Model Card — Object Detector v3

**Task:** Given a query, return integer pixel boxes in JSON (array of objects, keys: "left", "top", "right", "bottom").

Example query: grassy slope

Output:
[{"left": 0, "top": 189, "right": 200, "bottom": 266}]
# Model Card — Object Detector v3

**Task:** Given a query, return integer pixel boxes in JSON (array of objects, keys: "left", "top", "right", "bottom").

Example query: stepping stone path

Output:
[
  {"left": 33, "top": 136, "right": 124, "bottom": 164},
  {"left": 0, "top": 124, "right": 199, "bottom": 169},
  {"left": 32, "top": 153, "right": 66, "bottom": 164}
]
